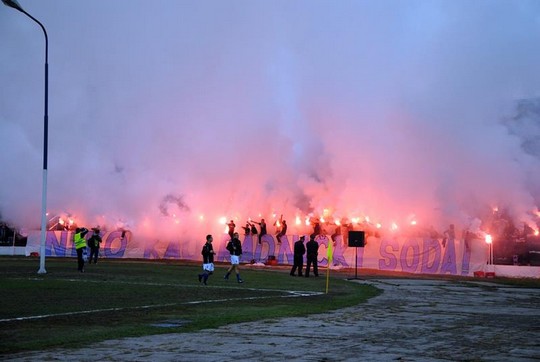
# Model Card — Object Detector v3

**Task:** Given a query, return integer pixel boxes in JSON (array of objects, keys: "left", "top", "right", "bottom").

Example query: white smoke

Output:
[{"left": 2, "top": 0, "right": 540, "bottom": 244}]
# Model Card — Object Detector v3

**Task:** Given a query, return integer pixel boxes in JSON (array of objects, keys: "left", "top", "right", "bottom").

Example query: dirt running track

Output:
[{"left": 5, "top": 278, "right": 540, "bottom": 362}]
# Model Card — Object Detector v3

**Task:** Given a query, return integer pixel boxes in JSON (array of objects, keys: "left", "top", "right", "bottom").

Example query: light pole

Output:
[{"left": 3, "top": 0, "right": 49, "bottom": 274}]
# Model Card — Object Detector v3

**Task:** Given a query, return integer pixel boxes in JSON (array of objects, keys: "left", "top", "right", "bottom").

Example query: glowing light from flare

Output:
[
  {"left": 391, "top": 223, "right": 398, "bottom": 231},
  {"left": 365, "top": 216, "right": 370, "bottom": 223},
  {"left": 295, "top": 216, "right": 301, "bottom": 225},
  {"left": 305, "top": 217, "right": 310, "bottom": 226},
  {"left": 410, "top": 220, "right": 417, "bottom": 226},
  {"left": 351, "top": 217, "right": 360, "bottom": 225},
  {"left": 58, "top": 218, "right": 65, "bottom": 225},
  {"left": 376, "top": 223, "right": 382, "bottom": 229},
  {"left": 199, "top": 215, "right": 204, "bottom": 221},
  {"left": 319, "top": 217, "right": 325, "bottom": 223},
  {"left": 334, "top": 219, "right": 341, "bottom": 226},
  {"left": 219, "top": 217, "right": 227, "bottom": 225},
  {"left": 535, "top": 230, "right": 540, "bottom": 236},
  {"left": 485, "top": 234, "right": 493, "bottom": 244},
  {"left": 276, "top": 220, "right": 281, "bottom": 228}
]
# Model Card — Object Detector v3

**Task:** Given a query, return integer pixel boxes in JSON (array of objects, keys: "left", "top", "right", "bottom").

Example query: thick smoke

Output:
[{"left": 2, "top": 0, "right": 540, "bottom": 244}]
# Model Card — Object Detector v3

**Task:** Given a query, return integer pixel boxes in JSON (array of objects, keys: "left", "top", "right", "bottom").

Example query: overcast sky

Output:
[{"left": 2, "top": 0, "right": 540, "bottom": 241}]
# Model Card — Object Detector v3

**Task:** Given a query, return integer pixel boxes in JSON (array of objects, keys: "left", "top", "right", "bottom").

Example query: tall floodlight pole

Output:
[{"left": 3, "top": 0, "right": 49, "bottom": 274}]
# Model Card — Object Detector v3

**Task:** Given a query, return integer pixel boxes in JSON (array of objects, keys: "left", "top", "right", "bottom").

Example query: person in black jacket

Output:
[
  {"left": 224, "top": 232, "right": 243, "bottom": 283},
  {"left": 290, "top": 236, "right": 306, "bottom": 276},
  {"left": 253, "top": 219, "right": 267, "bottom": 244},
  {"left": 198, "top": 234, "right": 215, "bottom": 285},
  {"left": 87, "top": 228, "right": 102, "bottom": 264},
  {"left": 305, "top": 235, "right": 319, "bottom": 277}
]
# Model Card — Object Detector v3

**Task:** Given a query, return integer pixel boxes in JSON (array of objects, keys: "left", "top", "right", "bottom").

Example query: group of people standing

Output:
[
  {"left": 240, "top": 219, "right": 268, "bottom": 244},
  {"left": 73, "top": 227, "right": 102, "bottom": 272},
  {"left": 234, "top": 216, "right": 290, "bottom": 245},
  {"left": 290, "top": 235, "right": 319, "bottom": 277}
]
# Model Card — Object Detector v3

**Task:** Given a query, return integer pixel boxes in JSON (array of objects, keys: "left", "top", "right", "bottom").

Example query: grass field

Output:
[{"left": 0, "top": 256, "right": 381, "bottom": 355}]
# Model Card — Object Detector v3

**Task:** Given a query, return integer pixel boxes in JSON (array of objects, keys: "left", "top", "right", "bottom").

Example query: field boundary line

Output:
[{"left": 0, "top": 287, "right": 322, "bottom": 323}]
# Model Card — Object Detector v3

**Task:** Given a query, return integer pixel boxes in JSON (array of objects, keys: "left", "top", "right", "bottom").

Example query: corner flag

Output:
[
  {"left": 326, "top": 241, "right": 333, "bottom": 294},
  {"left": 327, "top": 240, "right": 333, "bottom": 264}
]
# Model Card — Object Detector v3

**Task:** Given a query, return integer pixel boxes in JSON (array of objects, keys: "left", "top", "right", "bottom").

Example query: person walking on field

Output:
[
  {"left": 224, "top": 232, "right": 243, "bottom": 283},
  {"left": 88, "top": 228, "right": 102, "bottom": 264},
  {"left": 73, "top": 227, "right": 89, "bottom": 272},
  {"left": 198, "top": 234, "right": 215, "bottom": 285},
  {"left": 305, "top": 235, "right": 319, "bottom": 277},
  {"left": 290, "top": 235, "right": 306, "bottom": 276}
]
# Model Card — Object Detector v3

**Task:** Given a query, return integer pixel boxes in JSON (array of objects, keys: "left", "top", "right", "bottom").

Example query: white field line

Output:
[{"left": 0, "top": 278, "right": 323, "bottom": 323}]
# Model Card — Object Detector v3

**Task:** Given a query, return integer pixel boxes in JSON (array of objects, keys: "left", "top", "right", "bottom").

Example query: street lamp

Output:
[{"left": 3, "top": 0, "right": 49, "bottom": 274}]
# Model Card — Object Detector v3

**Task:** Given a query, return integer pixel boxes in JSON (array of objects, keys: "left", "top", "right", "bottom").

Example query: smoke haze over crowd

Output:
[{"left": 2, "top": 0, "right": 540, "bottom": 243}]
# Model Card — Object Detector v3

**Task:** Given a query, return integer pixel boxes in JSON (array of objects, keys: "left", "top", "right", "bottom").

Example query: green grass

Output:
[{"left": 0, "top": 256, "right": 380, "bottom": 354}]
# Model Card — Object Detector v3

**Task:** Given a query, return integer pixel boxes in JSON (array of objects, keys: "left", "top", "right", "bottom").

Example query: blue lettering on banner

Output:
[
  {"left": 254, "top": 234, "right": 277, "bottom": 261},
  {"left": 242, "top": 235, "right": 255, "bottom": 261},
  {"left": 400, "top": 239, "right": 421, "bottom": 272},
  {"left": 163, "top": 241, "right": 180, "bottom": 259},
  {"left": 103, "top": 231, "right": 127, "bottom": 258},
  {"left": 276, "top": 235, "right": 293, "bottom": 264},
  {"left": 420, "top": 238, "right": 441, "bottom": 274},
  {"left": 440, "top": 238, "right": 457, "bottom": 274},
  {"left": 461, "top": 240, "right": 471, "bottom": 276},
  {"left": 144, "top": 240, "right": 160, "bottom": 259},
  {"left": 46, "top": 231, "right": 68, "bottom": 257},
  {"left": 379, "top": 239, "right": 399, "bottom": 270},
  {"left": 35, "top": 231, "right": 475, "bottom": 276},
  {"left": 332, "top": 235, "right": 348, "bottom": 267}
]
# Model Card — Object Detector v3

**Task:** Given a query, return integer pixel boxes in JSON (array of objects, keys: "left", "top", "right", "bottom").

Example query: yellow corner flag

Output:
[
  {"left": 326, "top": 241, "right": 333, "bottom": 294},
  {"left": 327, "top": 240, "right": 333, "bottom": 263}
]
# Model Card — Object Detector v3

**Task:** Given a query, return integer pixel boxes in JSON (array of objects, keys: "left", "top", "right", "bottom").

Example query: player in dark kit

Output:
[
  {"left": 224, "top": 232, "right": 243, "bottom": 283},
  {"left": 198, "top": 235, "right": 215, "bottom": 285}
]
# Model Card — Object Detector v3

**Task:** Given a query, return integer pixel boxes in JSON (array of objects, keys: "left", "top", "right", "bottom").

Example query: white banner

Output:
[{"left": 24, "top": 230, "right": 539, "bottom": 278}]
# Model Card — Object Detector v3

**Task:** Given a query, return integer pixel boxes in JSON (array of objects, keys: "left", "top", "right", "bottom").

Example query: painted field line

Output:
[{"left": 0, "top": 284, "right": 322, "bottom": 323}]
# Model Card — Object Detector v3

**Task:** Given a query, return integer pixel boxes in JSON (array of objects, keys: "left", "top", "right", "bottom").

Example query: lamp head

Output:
[{"left": 2, "top": 0, "right": 24, "bottom": 12}]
